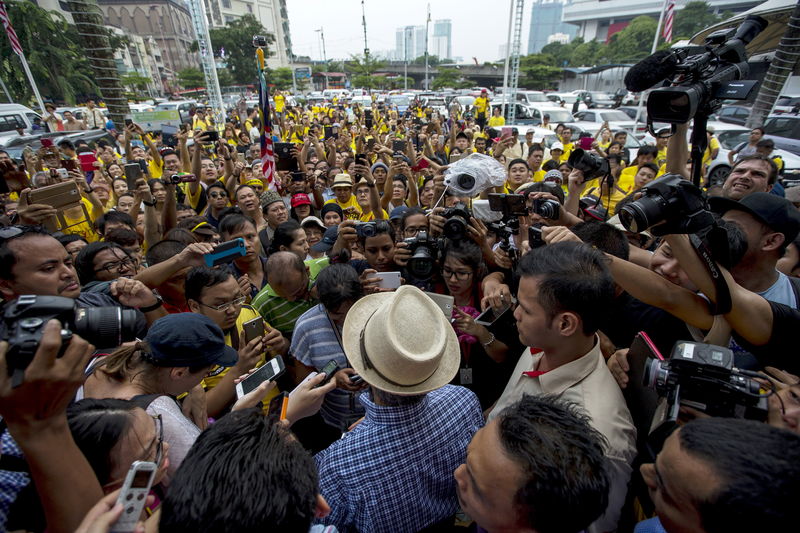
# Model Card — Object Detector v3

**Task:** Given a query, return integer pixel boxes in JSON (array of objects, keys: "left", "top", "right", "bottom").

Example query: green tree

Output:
[
  {"left": 672, "top": 1, "right": 726, "bottom": 41},
  {"left": 519, "top": 54, "right": 562, "bottom": 90},
  {"left": 432, "top": 68, "right": 472, "bottom": 90},
  {"left": 268, "top": 67, "right": 295, "bottom": 90},
  {"left": 541, "top": 37, "right": 584, "bottom": 67},
  {"left": 571, "top": 40, "right": 604, "bottom": 67},
  {"left": 345, "top": 54, "right": 386, "bottom": 78},
  {"left": 192, "top": 15, "right": 272, "bottom": 85},
  {"left": 412, "top": 55, "right": 442, "bottom": 65},
  {"left": 352, "top": 74, "right": 381, "bottom": 90},
  {"left": 178, "top": 67, "right": 205, "bottom": 89},
  {"left": 216, "top": 68, "right": 234, "bottom": 88},
  {"left": 0, "top": 1, "right": 98, "bottom": 106},
  {"left": 120, "top": 72, "right": 151, "bottom": 91},
  {"left": 606, "top": 16, "right": 659, "bottom": 62}
]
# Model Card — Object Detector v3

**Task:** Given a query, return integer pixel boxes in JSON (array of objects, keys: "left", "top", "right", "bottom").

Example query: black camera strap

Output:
[{"left": 689, "top": 231, "right": 732, "bottom": 315}]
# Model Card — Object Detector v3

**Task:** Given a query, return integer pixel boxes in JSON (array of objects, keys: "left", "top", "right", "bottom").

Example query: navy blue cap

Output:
[
  {"left": 144, "top": 313, "right": 239, "bottom": 368},
  {"left": 390, "top": 205, "right": 410, "bottom": 221},
  {"left": 312, "top": 225, "right": 338, "bottom": 253}
]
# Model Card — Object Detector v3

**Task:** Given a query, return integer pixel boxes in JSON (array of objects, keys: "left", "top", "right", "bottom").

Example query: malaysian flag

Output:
[
  {"left": 662, "top": 0, "right": 676, "bottom": 43},
  {"left": 257, "top": 53, "right": 277, "bottom": 192},
  {"left": 0, "top": 1, "right": 22, "bottom": 56}
]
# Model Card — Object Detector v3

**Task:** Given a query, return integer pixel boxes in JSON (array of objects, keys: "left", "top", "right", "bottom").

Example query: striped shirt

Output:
[
  {"left": 251, "top": 282, "right": 316, "bottom": 339},
  {"left": 291, "top": 304, "right": 365, "bottom": 429}
]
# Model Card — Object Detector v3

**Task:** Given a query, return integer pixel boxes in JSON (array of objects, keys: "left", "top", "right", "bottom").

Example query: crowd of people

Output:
[{"left": 0, "top": 92, "right": 799, "bottom": 533}]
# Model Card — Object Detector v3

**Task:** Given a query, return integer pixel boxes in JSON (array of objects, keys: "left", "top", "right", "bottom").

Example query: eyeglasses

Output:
[
  {"left": 199, "top": 295, "right": 246, "bottom": 312},
  {"left": 404, "top": 226, "right": 427, "bottom": 237},
  {"left": 442, "top": 267, "right": 473, "bottom": 281},
  {"left": 209, "top": 191, "right": 227, "bottom": 198},
  {"left": 94, "top": 257, "right": 134, "bottom": 274}
]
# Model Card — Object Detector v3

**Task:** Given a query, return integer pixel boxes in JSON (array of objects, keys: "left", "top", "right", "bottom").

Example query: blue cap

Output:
[
  {"left": 312, "top": 225, "right": 339, "bottom": 253},
  {"left": 144, "top": 313, "right": 239, "bottom": 368},
  {"left": 390, "top": 205, "right": 410, "bottom": 221}
]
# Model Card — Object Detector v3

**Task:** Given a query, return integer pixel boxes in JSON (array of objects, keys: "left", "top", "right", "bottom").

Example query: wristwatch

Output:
[
  {"left": 142, "top": 199, "right": 157, "bottom": 207},
  {"left": 139, "top": 295, "right": 163, "bottom": 313}
]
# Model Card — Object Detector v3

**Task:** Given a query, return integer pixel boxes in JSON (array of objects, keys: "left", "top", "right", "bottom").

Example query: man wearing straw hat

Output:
[{"left": 315, "top": 285, "right": 483, "bottom": 532}]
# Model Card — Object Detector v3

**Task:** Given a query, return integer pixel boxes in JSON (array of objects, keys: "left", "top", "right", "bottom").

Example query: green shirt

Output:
[{"left": 251, "top": 282, "right": 316, "bottom": 339}]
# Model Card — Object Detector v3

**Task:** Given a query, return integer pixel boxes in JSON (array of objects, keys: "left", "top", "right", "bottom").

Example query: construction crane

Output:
[
  {"left": 501, "top": 0, "right": 525, "bottom": 124},
  {"left": 186, "top": 0, "right": 225, "bottom": 129}
]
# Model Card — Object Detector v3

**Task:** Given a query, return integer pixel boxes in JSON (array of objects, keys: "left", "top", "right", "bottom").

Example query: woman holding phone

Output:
[{"left": 439, "top": 239, "right": 512, "bottom": 408}]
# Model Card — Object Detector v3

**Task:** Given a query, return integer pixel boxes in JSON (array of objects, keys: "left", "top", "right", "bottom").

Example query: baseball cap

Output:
[
  {"left": 144, "top": 314, "right": 238, "bottom": 368},
  {"left": 259, "top": 190, "right": 283, "bottom": 209},
  {"left": 291, "top": 193, "right": 312, "bottom": 208},
  {"left": 390, "top": 205, "right": 410, "bottom": 221},
  {"left": 332, "top": 174, "right": 353, "bottom": 188},
  {"left": 300, "top": 216, "right": 326, "bottom": 231},
  {"left": 709, "top": 192, "right": 800, "bottom": 243},
  {"left": 312, "top": 225, "right": 339, "bottom": 253},
  {"left": 550, "top": 142, "right": 564, "bottom": 152}
]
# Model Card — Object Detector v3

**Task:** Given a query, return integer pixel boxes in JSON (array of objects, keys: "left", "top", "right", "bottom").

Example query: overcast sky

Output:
[{"left": 286, "top": 0, "right": 533, "bottom": 64}]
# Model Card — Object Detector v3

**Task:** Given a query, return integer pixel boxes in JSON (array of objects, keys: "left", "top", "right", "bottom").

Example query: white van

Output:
[
  {"left": 0, "top": 103, "right": 41, "bottom": 141},
  {"left": 322, "top": 89, "right": 349, "bottom": 100},
  {"left": 155, "top": 100, "right": 198, "bottom": 123}
]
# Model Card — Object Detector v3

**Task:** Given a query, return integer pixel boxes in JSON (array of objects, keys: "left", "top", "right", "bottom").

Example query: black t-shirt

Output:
[
  {"left": 601, "top": 292, "right": 694, "bottom": 357},
  {"left": 733, "top": 301, "right": 800, "bottom": 375}
]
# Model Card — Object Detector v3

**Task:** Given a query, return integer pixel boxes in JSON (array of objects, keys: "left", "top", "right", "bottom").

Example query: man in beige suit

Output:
[{"left": 487, "top": 242, "right": 637, "bottom": 533}]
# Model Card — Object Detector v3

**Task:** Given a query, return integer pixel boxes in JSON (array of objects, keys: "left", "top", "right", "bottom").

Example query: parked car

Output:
[
  {"left": 715, "top": 104, "right": 752, "bottom": 126},
  {"left": 616, "top": 106, "right": 671, "bottom": 132},
  {"left": 422, "top": 96, "right": 449, "bottom": 118},
  {"left": 0, "top": 129, "right": 116, "bottom": 161},
  {"left": 155, "top": 100, "right": 198, "bottom": 123},
  {"left": 763, "top": 114, "right": 800, "bottom": 156},
  {"left": 0, "top": 104, "right": 41, "bottom": 141},
  {"left": 587, "top": 91, "right": 616, "bottom": 108},
  {"left": 568, "top": 109, "right": 644, "bottom": 137},
  {"left": 773, "top": 95, "right": 800, "bottom": 114},
  {"left": 515, "top": 91, "right": 550, "bottom": 105}
]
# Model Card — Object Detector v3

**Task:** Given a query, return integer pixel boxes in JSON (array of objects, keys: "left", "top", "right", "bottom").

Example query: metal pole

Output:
[
  {"left": 404, "top": 27, "right": 409, "bottom": 91},
  {"left": 500, "top": 0, "right": 514, "bottom": 119},
  {"left": 18, "top": 53, "right": 45, "bottom": 113},
  {"left": 424, "top": 4, "right": 430, "bottom": 91},
  {"left": 633, "top": 0, "right": 669, "bottom": 131},
  {"left": 0, "top": 74, "right": 11, "bottom": 102}
]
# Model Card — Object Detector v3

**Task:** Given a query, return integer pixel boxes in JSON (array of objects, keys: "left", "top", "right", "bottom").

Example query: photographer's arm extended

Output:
[
  {"left": 665, "top": 234, "right": 773, "bottom": 345},
  {"left": 666, "top": 123, "right": 690, "bottom": 179}
]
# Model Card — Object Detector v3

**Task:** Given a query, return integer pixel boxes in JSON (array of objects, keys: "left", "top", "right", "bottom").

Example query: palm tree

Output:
[{"left": 747, "top": 1, "right": 800, "bottom": 128}]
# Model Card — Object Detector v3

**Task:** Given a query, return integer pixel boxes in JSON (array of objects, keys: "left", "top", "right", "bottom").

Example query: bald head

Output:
[{"left": 267, "top": 251, "right": 308, "bottom": 301}]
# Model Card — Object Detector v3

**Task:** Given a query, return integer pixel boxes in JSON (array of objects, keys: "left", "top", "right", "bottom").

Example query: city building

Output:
[
  {"left": 110, "top": 27, "right": 166, "bottom": 95},
  {"left": 433, "top": 19, "right": 452, "bottom": 59},
  {"left": 562, "top": 0, "right": 761, "bottom": 43},
  {"left": 527, "top": 0, "right": 577, "bottom": 54},
  {"left": 98, "top": 0, "right": 198, "bottom": 78},
  {"left": 395, "top": 25, "right": 427, "bottom": 62},
  {"left": 204, "top": 0, "right": 294, "bottom": 68}
]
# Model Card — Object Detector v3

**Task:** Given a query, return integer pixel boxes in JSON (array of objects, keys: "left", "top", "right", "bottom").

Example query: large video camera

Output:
[
  {"left": 645, "top": 341, "right": 768, "bottom": 421},
  {"left": 403, "top": 231, "right": 440, "bottom": 280},
  {"left": 488, "top": 193, "right": 527, "bottom": 266},
  {"left": 618, "top": 174, "right": 715, "bottom": 236},
  {"left": 2, "top": 295, "right": 138, "bottom": 386},
  {"left": 627, "top": 16, "right": 768, "bottom": 124}
]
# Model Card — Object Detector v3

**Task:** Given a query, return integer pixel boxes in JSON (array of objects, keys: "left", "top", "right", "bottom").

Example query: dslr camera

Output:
[
  {"left": 645, "top": 341, "right": 768, "bottom": 421},
  {"left": 531, "top": 198, "right": 560, "bottom": 220},
  {"left": 2, "top": 295, "right": 138, "bottom": 385},
  {"left": 618, "top": 174, "right": 714, "bottom": 236},
  {"left": 568, "top": 148, "right": 610, "bottom": 182},
  {"left": 355, "top": 222, "right": 378, "bottom": 240},
  {"left": 440, "top": 203, "right": 472, "bottom": 241},
  {"left": 403, "top": 231, "right": 439, "bottom": 280}
]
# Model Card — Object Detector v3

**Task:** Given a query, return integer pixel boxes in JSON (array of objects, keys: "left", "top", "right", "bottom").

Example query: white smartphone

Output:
[
  {"left": 374, "top": 271, "right": 401, "bottom": 289},
  {"left": 425, "top": 292, "right": 454, "bottom": 318},
  {"left": 110, "top": 461, "right": 157, "bottom": 533},
  {"left": 235, "top": 355, "right": 286, "bottom": 399}
]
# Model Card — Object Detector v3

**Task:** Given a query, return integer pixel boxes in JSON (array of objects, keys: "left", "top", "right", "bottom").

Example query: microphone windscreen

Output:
[{"left": 624, "top": 51, "right": 679, "bottom": 93}]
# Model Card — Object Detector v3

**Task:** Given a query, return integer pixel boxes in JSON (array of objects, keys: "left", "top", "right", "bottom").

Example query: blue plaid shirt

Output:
[{"left": 315, "top": 385, "right": 483, "bottom": 533}]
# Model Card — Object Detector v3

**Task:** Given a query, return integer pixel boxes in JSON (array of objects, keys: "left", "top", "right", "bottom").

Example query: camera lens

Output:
[
  {"left": 534, "top": 199, "right": 560, "bottom": 220},
  {"left": 618, "top": 195, "right": 665, "bottom": 234},
  {"left": 357, "top": 223, "right": 376, "bottom": 239},
  {"left": 442, "top": 216, "right": 468, "bottom": 240},
  {"left": 407, "top": 245, "right": 436, "bottom": 280},
  {"left": 455, "top": 173, "right": 475, "bottom": 191},
  {"left": 73, "top": 306, "right": 139, "bottom": 348},
  {"left": 643, "top": 359, "right": 670, "bottom": 391}
]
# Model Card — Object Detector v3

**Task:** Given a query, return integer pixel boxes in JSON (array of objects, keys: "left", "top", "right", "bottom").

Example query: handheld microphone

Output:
[{"left": 624, "top": 51, "right": 679, "bottom": 93}]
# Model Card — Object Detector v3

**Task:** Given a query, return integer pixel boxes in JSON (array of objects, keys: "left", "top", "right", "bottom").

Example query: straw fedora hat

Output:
[{"left": 343, "top": 285, "right": 460, "bottom": 395}]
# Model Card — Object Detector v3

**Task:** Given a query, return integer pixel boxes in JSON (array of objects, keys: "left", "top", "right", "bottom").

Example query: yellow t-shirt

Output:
[
  {"left": 472, "top": 96, "right": 489, "bottom": 117},
  {"left": 202, "top": 305, "right": 279, "bottom": 406},
  {"left": 359, "top": 208, "right": 389, "bottom": 221},
  {"left": 148, "top": 158, "right": 164, "bottom": 180},
  {"left": 61, "top": 197, "right": 100, "bottom": 242},
  {"left": 702, "top": 136, "right": 720, "bottom": 167},
  {"left": 192, "top": 116, "right": 211, "bottom": 131},
  {"left": 274, "top": 94, "right": 286, "bottom": 113},
  {"left": 488, "top": 116, "right": 505, "bottom": 127},
  {"left": 530, "top": 170, "right": 546, "bottom": 182},
  {"left": 325, "top": 195, "right": 362, "bottom": 220},
  {"left": 617, "top": 166, "right": 638, "bottom": 192},
  {"left": 560, "top": 142, "right": 575, "bottom": 163},
  {"left": 656, "top": 148, "right": 668, "bottom": 167}
]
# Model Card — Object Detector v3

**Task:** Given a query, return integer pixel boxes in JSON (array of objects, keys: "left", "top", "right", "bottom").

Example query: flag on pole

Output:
[
  {"left": 256, "top": 49, "right": 277, "bottom": 192},
  {"left": 662, "top": 0, "right": 676, "bottom": 43},
  {"left": 0, "top": 1, "right": 23, "bottom": 56}
]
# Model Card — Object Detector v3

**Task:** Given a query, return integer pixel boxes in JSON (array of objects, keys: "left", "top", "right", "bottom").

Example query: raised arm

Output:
[{"left": 666, "top": 123, "right": 689, "bottom": 178}]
